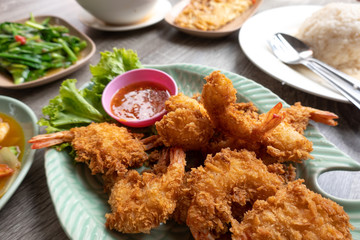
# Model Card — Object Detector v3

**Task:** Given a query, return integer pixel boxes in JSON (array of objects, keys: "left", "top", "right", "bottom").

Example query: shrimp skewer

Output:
[{"left": 105, "top": 147, "right": 186, "bottom": 233}]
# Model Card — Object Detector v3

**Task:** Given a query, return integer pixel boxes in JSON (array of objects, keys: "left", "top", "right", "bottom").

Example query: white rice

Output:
[{"left": 297, "top": 3, "right": 360, "bottom": 78}]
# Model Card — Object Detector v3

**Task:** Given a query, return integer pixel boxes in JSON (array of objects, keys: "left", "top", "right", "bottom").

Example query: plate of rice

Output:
[{"left": 239, "top": 3, "right": 360, "bottom": 103}]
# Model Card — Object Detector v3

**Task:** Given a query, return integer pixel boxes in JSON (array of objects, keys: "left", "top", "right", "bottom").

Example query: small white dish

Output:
[
  {"left": 78, "top": 0, "right": 171, "bottom": 31},
  {"left": 239, "top": 5, "right": 349, "bottom": 103},
  {"left": 76, "top": 0, "right": 158, "bottom": 25},
  {"left": 165, "top": 0, "right": 262, "bottom": 38}
]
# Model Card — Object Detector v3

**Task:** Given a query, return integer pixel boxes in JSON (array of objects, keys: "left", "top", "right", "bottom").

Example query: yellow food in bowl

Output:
[{"left": 174, "top": 0, "right": 254, "bottom": 31}]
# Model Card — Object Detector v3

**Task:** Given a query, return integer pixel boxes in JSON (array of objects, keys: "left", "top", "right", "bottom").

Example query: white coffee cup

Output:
[{"left": 76, "top": 0, "right": 158, "bottom": 25}]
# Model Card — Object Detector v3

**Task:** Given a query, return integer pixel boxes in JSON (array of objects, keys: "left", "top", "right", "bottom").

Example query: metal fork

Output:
[{"left": 269, "top": 33, "right": 360, "bottom": 109}]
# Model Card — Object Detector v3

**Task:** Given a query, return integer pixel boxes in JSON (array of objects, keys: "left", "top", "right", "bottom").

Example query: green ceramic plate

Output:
[
  {"left": 0, "top": 95, "right": 38, "bottom": 210},
  {"left": 45, "top": 64, "right": 360, "bottom": 239}
]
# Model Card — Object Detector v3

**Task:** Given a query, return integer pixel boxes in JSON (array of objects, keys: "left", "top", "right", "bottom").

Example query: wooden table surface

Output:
[{"left": 0, "top": 0, "right": 359, "bottom": 239}]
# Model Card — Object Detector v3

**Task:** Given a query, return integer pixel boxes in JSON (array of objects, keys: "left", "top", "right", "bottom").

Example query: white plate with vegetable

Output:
[
  {"left": 0, "top": 15, "right": 96, "bottom": 89},
  {"left": 0, "top": 95, "right": 38, "bottom": 209}
]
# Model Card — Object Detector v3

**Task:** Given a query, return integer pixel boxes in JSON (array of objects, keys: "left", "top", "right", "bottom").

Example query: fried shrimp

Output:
[
  {"left": 201, "top": 71, "right": 339, "bottom": 163},
  {"left": 282, "top": 102, "right": 338, "bottom": 134},
  {"left": 186, "top": 148, "right": 284, "bottom": 240},
  {"left": 105, "top": 147, "right": 186, "bottom": 233},
  {"left": 28, "top": 122, "right": 148, "bottom": 182},
  {"left": 202, "top": 71, "right": 282, "bottom": 141},
  {"left": 155, "top": 93, "right": 214, "bottom": 150},
  {"left": 231, "top": 180, "right": 354, "bottom": 240}
]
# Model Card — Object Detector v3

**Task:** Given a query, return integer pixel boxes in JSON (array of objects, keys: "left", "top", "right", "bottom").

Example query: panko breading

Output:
[
  {"left": 201, "top": 71, "right": 338, "bottom": 163},
  {"left": 231, "top": 180, "right": 354, "bottom": 240},
  {"left": 281, "top": 102, "right": 338, "bottom": 134},
  {"left": 202, "top": 71, "right": 282, "bottom": 142},
  {"left": 70, "top": 122, "right": 147, "bottom": 175},
  {"left": 156, "top": 93, "right": 214, "bottom": 150},
  {"left": 105, "top": 147, "right": 186, "bottom": 233},
  {"left": 174, "top": 0, "right": 254, "bottom": 31},
  {"left": 186, "top": 148, "right": 284, "bottom": 239},
  {"left": 29, "top": 122, "right": 148, "bottom": 190}
]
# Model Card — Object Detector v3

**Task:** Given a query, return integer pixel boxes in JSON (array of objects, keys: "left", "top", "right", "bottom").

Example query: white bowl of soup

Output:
[{"left": 75, "top": 0, "right": 158, "bottom": 25}]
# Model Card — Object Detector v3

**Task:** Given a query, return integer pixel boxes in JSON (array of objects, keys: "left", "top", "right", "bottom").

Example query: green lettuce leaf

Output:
[{"left": 38, "top": 48, "right": 143, "bottom": 133}]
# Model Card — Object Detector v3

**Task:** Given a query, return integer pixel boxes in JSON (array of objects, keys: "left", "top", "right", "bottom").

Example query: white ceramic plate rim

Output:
[
  {"left": 78, "top": 0, "right": 171, "bottom": 31},
  {"left": 239, "top": 5, "right": 349, "bottom": 103}
]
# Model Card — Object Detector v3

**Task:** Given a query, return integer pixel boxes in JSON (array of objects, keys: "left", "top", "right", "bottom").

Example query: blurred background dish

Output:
[
  {"left": 239, "top": 5, "right": 349, "bottom": 103},
  {"left": 78, "top": 0, "right": 171, "bottom": 31},
  {"left": 0, "top": 95, "right": 38, "bottom": 210},
  {"left": 75, "top": 0, "right": 158, "bottom": 25},
  {"left": 0, "top": 15, "right": 96, "bottom": 89},
  {"left": 165, "top": 0, "right": 262, "bottom": 38}
]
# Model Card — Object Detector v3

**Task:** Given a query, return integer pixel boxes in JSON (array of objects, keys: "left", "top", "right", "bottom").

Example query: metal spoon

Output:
[{"left": 269, "top": 32, "right": 360, "bottom": 109}]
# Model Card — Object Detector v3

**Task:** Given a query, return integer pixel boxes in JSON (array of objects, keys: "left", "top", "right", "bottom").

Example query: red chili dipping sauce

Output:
[{"left": 111, "top": 82, "right": 170, "bottom": 121}]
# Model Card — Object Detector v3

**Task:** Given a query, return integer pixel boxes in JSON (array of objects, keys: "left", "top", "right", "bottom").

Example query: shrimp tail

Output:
[
  {"left": 169, "top": 147, "right": 186, "bottom": 166},
  {"left": 141, "top": 135, "right": 164, "bottom": 151},
  {"left": 28, "top": 131, "right": 74, "bottom": 149},
  {"left": 190, "top": 229, "right": 216, "bottom": 240},
  {"left": 309, "top": 109, "right": 339, "bottom": 126},
  {"left": 256, "top": 102, "right": 283, "bottom": 136}
]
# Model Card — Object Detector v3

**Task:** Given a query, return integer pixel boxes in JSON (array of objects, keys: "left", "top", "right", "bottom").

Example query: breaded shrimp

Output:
[
  {"left": 105, "top": 147, "right": 186, "bottom": 233},
  {"left": 260, "top": 121, "right": 314, "bottom": 163},
  {"left": 202, "top": 71, "right": 283, "bottom": 141},
  {"left": 282, "top": 102, "right": 338, "bottom": 134},
  {"left": 28, "top": 122, "right": 148, "bottom": 184},
  {"left": 186, "top": 148, "right": 284, "bottom": 240},
  {"left": 231, "top": 180, "right": 354, "bottom": 240},
  {"left": 165, "top": 92, "right": 208, "bottom": 116},
  {"left": 201, "top": 71, "right": 338, "bottom": 163},
  {"left": 155, "top": 93, "right": 214, "bottom": 150},
  {"left": 259, "top": 103, "right": 338, "bottom": 163}
]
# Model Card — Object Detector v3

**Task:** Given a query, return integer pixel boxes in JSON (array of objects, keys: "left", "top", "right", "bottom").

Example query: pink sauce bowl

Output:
[{"left": 102, "top": 68, "right": 178, "bottom": 128}]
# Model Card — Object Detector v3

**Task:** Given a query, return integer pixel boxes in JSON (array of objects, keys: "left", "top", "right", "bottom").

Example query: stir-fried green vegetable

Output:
[{"left": 0, "top": 14, "right": 87, "bottom": 84}]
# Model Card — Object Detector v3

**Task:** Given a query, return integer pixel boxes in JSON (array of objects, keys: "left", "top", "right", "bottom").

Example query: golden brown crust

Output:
[
  {"left": 174, "top": 0, "right": 254, "bottom": 31},
  {"left": 185, "top": 148, "right": 285, "bottom": 239},
  {"left": 106, "top": 148, "right": 186, "bottom": 233},
  {"left": 156, "top": 93, "right": 214, "bottom": 150},
  {"left": 231, "top": 180, "right": 354, "bottom": 240}
]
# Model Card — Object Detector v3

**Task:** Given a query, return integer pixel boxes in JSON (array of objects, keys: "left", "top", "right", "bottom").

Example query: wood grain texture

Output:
[{"left": 0, "top": 0, "right": 359, "bottom": 239}]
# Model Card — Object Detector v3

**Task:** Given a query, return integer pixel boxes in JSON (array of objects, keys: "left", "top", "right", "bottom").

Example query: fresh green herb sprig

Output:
[{"left": 0, "top": 14, "right": 87, "bottom": 84}]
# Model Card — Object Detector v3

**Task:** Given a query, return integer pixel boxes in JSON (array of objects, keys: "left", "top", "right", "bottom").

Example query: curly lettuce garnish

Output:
[{"left": 38, "top": 48, "right": 143, "bottom": 133}]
